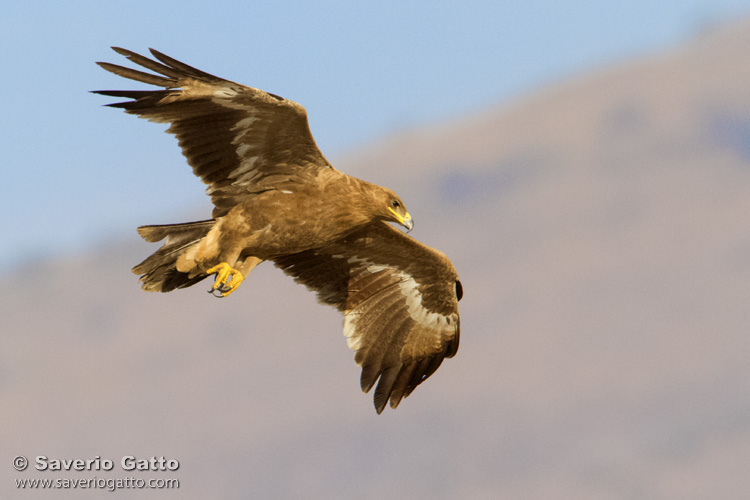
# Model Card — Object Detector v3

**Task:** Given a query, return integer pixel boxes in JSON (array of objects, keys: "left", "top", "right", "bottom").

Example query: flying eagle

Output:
[{"left": 94, "top": 48, "right": 462, "bottom": 413}]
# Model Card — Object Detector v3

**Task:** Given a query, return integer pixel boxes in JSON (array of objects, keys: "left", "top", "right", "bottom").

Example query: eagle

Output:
[{"left": 94, "top": 47, "right": 462, "bottom": 413}]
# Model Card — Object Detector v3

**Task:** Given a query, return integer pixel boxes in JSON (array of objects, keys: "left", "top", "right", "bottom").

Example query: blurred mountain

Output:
[{"left": 4, "top": 19, "right": 750, "bottom": 500}]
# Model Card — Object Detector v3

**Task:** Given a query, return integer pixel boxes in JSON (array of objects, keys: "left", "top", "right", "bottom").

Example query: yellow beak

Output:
[{"left": 389, "top": 207, "right": 414, "bottom": 232}]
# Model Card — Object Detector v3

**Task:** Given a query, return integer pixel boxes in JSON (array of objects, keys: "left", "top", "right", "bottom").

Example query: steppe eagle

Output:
[{"left": 94, "top": 47, "right": 462, "bottom": 413}]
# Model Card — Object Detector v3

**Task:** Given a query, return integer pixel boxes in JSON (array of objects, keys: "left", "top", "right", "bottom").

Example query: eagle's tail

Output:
[{"left": 132, "top": 219, "right": 216, "bottom": 292}]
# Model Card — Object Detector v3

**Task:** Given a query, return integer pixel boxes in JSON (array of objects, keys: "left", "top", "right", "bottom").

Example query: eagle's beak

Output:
[
  {"left": 402, "top": 212, "right": 414, "bottom": 233},
  {"left": 389, "top": 207, "right": 413, "bottom": 232}
]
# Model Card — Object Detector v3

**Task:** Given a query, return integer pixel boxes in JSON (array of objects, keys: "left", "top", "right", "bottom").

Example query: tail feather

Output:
[{"left": 132, "top": 219, "right": 215, "bottom": 292}]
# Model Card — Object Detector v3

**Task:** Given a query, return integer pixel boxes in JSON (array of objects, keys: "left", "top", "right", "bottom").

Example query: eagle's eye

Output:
[
  {"left": 455, "top": 280, "right": 463, "bottom": 301},
  {"left": 391, "top": 200, "right": 401, "bottom": 209}
]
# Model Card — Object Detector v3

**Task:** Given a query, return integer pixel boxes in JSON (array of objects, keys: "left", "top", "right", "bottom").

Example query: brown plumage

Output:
[{"left": 94, "top": 47, "right": 462, "bottom": 413}]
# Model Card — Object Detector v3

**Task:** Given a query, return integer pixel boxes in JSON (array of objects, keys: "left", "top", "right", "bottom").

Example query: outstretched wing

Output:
[
  {"left": 93, "top": 47, "right": 333, "bottom": 217},
  {"left": 273, "top": 221, "right": 462, "bottom": 413}
]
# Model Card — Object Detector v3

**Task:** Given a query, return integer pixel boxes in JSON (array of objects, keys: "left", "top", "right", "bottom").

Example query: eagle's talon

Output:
[
  {"left": 208, "top": 288, "right": 227, "bottom": 298},
  {"left": 206, "top": 262, "right": 245, "bottom": 297}
]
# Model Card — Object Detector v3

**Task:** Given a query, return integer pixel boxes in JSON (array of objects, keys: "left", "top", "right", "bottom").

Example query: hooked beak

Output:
[
  {"left": 389, "top": 207, "right": 414, "bottom": 233},
  {"left": 402, "top": 212, "right": 414, "bottom": 232}
]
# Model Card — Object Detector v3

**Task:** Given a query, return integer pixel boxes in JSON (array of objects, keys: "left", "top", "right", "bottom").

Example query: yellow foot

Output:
[{"left": 206, "top": 262, "right": 245, "bottom": 298}]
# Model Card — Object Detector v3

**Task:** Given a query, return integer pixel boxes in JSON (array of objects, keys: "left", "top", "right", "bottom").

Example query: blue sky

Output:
[{"left": 2, "top": 0, "right": 750, "bottom": 266}]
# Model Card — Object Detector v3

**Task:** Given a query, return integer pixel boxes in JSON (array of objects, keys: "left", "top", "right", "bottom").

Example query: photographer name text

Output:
[{"left": 33, "top": 456, "right": 179, "bottom": 472}]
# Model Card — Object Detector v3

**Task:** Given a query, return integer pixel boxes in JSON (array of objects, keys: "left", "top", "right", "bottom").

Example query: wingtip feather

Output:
[{"left": 111, "top": 46, "right": 132, "bottom": 56}]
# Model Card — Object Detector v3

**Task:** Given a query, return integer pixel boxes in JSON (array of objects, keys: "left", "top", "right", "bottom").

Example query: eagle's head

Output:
[{"left": 378, "top": 188, "right": 413, "bottom": 232}]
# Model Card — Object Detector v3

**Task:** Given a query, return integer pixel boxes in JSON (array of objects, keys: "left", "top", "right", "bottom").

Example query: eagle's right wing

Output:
[{"left": 274, "top": 221, "right": 462, "bottom": 414}]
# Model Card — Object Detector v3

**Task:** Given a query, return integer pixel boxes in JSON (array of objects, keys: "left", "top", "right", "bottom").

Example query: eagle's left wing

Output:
[
  {"left": 93, "top": 47, "right": 333, "bottom": 218},
  {"left": 273, "top": 221, "right": 462, "bottom": 413}
]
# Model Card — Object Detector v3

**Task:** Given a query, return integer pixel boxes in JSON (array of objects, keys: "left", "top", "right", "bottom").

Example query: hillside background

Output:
[{"left": 3, "top": 12, "right": 750, "bottom": 500}]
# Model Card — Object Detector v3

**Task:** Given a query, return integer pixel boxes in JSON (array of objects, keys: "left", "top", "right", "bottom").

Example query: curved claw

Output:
[{"left": 207, "top": 287, "right": 228, "bottom": 298}]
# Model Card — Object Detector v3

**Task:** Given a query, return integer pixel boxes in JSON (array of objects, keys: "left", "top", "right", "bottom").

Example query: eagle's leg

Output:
[{"left": 206, "top": 257, "right": 262, "bottom": 298}]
